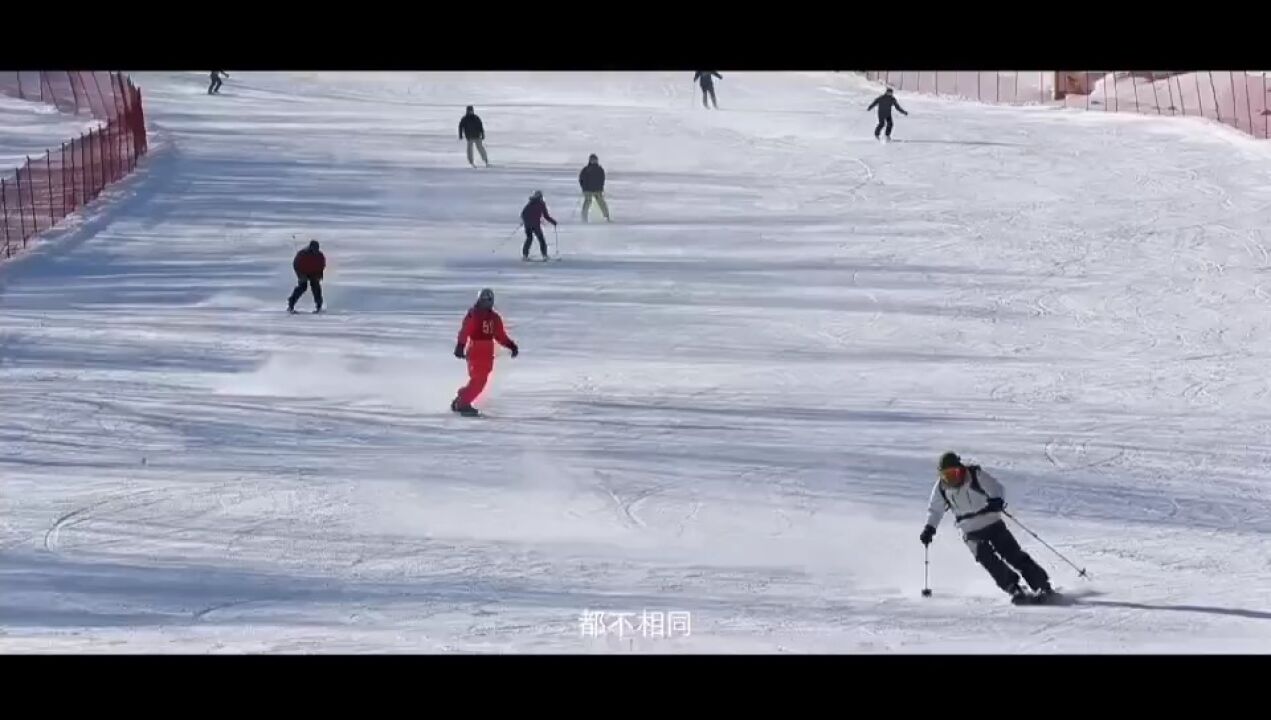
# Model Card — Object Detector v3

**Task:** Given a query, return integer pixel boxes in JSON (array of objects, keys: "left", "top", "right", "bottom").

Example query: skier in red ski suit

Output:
[{"left": 452, "top": 288, "right": 518, "bottom": 415}]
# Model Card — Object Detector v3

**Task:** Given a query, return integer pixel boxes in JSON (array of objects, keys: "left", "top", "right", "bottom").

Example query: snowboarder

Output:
[
  {"left": 694, "top": 71, "right": 722, "bottom": 109},
  {"left": 919, "top": 452, "right": 1055, "bottom": 605},
  {"left": 452, "top": 288, "right": 519, "bottom": 416},
  {"left": 208, "top": 70, "right": 230, "bottom": 95},
  {"left": 520, "top": 190, "right": 557, "bottom": 260},
  {"left": 287, "top": 239, "right": 325, "bottom": 313},
  {"left": 867, "top": 87, "right": 908, "bottom": 141},
  {"left": 459, "top": 105, "right": 489, "bottom": 167},
  {"left": 578, "top": 153, "right": 611, "bottom": 222}
]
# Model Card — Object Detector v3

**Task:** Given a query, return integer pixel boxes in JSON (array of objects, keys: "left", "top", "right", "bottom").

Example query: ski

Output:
[{"left": 1012, "top": 591, "right": 1063, "bottom": 606}]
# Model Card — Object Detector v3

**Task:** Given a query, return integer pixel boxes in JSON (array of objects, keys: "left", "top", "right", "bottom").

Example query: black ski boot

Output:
[{"left": 1008, "top": 583, "right": 1033, "bottom": 605}]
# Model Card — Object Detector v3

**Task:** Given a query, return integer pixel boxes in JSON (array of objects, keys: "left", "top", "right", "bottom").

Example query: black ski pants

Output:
[
  {"left": 209, "top": 77, "right": 223, "bottom": 94},
  {"left": 875, "top": 114, "right": 894, "bottom": 138},
  {"left": 701, "top": 85, "right": 718, "bottom": 108},
  {"left": 523, "top": 225, "right": 548, "bottom": 257},
  {"left": 964, "top": 520, "right": 1050, "bottom": 593},
  {"left": 289, "top": 273, "right": 323, "bottom": 309}
]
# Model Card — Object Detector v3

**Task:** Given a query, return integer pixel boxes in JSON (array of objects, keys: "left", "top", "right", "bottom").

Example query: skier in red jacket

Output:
[
  {"left": 452, "top": 288, "right": 519, "bottom": 416},
  {"left": 288, "top": 239, "right": 326, "bottom": 313}
]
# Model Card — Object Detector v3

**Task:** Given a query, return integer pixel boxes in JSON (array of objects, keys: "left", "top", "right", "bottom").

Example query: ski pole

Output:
[
  {"left": 921, "top": 545, "right": 932, "bottom": 597},
  {"left": 492, "top": 223, "right": 522, "bottom": 254},
  {"left": 1004, "top": 511, "right": 1090, "bottom": 580},
  {"left": 553, "top": 224, "right": 560, "bottom": 258}
]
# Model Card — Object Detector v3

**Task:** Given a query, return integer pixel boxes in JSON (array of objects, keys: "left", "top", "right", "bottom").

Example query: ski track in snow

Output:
[{"left": 2, "top": 71, "right": 1271, "bottom": 652}]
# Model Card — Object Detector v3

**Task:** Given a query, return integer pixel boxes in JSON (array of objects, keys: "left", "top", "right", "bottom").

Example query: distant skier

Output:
[
  {"left": 578, "top": 153, "right": 611, "bottom": 222},
  {"left": 287, "top": 239, "right": 325, "bottom": 314},
  {"left": 867, "top": 87, "right": 908, "bottom": 141},
  {"left": 520, "top": 190, "right": 557, "bottom": 260},
  {"left": 694, "top": 71, "right": 722, "bottom": 108},
  {"left": 208, "top": 70, "right": 230, "bottom": 95},
  {"left": 452, "top": 288, "right": 519, "bottom": 416},
  {"left": 459, "top": 105, "right": 489, "bottom": 167},
  {"left": 920, "top": 452, "right": 1055, "bottom": 605}
]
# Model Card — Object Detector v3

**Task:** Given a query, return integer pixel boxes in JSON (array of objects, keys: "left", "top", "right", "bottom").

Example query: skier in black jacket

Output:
[
  {"left": 867, "top": 87, "right": 908, "bottom": 141},
  {"left": 694, "top": 71, "right": 722, "bottom": 109},
  {"left": 578, "top": 154, "right": 611, "bottom": 222},
  {"left": 208, "top": 70, "right": 229, "bottom": 95},
  {"left": 459, "top": 106, "right": 489, "bottom": 167}
]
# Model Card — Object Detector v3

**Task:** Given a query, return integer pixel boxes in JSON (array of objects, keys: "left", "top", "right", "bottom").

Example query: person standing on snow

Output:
[
  {"left": 288, "top": 239, "right": 326, "bottom": 314},
  {"left": 920, "top": 452, "right": 1055, "bottom": 605},
  {"left": 208, "top": 70, "right": 230, "bottom": 95},
  {"left": 520, "top": 190, "right": 557, "bottom": 260},
  {"left": 867, "top": 87, "right": 908, "bottom": 141},
  {"left": 459, "top": 105, "right": 489, "bottom": 167},
  {"left": 694, "top": 71, "right": 722, "bottom": 109},
  {"left": 451, "top": 288, "right": 519, "bottom": 416},
  {"left": 578, "top": 153, "right": 611, "bottom": 222}
]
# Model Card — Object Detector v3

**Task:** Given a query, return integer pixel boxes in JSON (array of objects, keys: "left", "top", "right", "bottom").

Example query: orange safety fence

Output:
[
  {"left": 0, "top": 71, "right": 148, "bottom": 259},
  {"left": 862, "top": 71, "right": 1270, "bottom": 140}
]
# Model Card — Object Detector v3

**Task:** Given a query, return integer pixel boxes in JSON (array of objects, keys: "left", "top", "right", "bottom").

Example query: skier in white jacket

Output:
[{"left": 920, "top": 452, "right": 1054, "bottom": 604}]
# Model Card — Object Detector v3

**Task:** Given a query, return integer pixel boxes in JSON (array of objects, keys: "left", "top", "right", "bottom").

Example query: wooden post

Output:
[
  {"left": 46, "top": 151, "right": 54, "bottom": 226},
  {"left": 1241, "top": 71, "right": 1254, "bottom": 135},
  {"left": 15, "top": 164, "right": 27, "bottom": 245},
  {"left": 79, "top": 133, "right": 87, "bottom": 205},
  {"left": 24, "top": 161, "right": 37, "bottom": 235},
  {"left": 1208, "top": 71, "right": 1222, "bottom": 124},
  {"left": 1, "top": 177, "right": 9, "bottom": 252}
]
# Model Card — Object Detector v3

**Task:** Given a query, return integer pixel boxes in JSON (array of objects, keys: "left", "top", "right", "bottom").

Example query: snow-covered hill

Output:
[{"left": 2, "top": 71, "right": 1271, "bottom": 652}]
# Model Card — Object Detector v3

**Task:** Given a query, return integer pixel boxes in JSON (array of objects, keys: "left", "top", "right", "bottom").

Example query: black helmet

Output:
[
  {"left": 307, "top": 239, "right": 320, "bottom": 251},
  {"left": 588, "top": 153, "right": 598, "bottom": 162},
  {"left": 466, "top": 105, "right": 474, "bottom": 113},
  {"left": 885, "top": 87, "right": 895, "bottom": 94},
  {"left": 476, "top": 288, "right": 495, "bottom": 307},
  {"left": 938, "top": 452, "right": 962, "bottom": 471}
]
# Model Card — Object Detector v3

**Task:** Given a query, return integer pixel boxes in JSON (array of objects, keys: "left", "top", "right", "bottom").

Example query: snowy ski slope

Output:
[
  {"left": 0, "top": 94, "right": 100, "bottom": 170},
  {"left": 3, "top": 71, "right": 1271, "bottom": 653}
]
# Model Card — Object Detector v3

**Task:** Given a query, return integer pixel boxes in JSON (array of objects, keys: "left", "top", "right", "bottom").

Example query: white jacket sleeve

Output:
[
  {"left": 925, "top": 482, "right": 948, "bottom": 529},
  {"left": 975, "top": 468, "right": 1006, "bottom": 502}
]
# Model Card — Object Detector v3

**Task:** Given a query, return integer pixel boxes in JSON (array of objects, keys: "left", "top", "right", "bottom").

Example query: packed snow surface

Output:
[{"left": 2, "top": 72, "right": 1271, "bottom": 653}]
